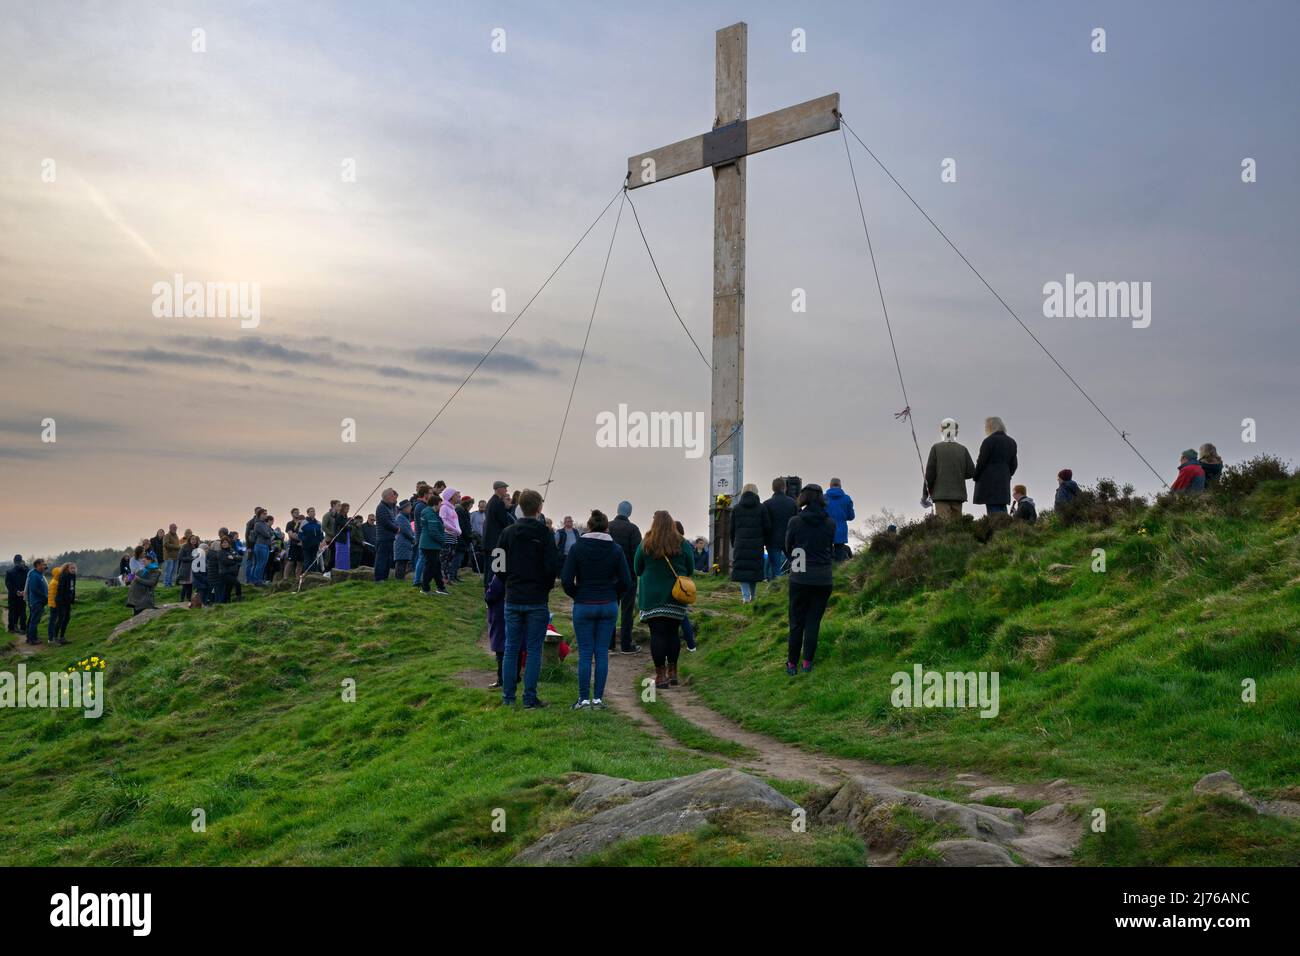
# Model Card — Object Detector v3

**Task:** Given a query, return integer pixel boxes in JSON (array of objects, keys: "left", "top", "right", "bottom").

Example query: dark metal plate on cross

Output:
[{"left": 703, "top": 121, "right": 748, "bottom": 168}]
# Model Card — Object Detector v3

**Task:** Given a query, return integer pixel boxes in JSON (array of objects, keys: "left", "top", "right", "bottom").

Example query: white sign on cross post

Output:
[{"left": 626, "top": 21, "right": 839, "bottom": 569}]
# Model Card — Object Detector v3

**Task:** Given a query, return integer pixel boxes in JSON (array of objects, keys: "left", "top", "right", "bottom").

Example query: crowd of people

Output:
[{"left": 5, "top": 430, "right": 1230, "bottom": 706}]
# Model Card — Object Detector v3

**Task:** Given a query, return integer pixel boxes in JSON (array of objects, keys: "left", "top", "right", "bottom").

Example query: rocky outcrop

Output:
[
  {"left": 1194, "top": 771, "right": 1300, "bottom": 819},
  {"left": 328, "top": 567, "right": 375, "bottom": 583},
  {"left": 929, "top": 840, "right": 1016, "bottom": 866},
  {"left": 107, "top": 604, "right": 186, "bottom": 643},
  {"left": 816, "top": 776, "right": 1082, "bottom": 867},
  {"left": 818, "top": 777, "right": 1021, "bottom": 847},
  {"left": 515, "top": 769, "right": 797, "bottom": 864}
]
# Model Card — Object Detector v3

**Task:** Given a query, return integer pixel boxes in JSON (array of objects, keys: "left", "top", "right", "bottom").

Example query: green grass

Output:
[
  {"left": 0, "top": 580, "right": 737, "bottom": 865},
  {"left": 636, "top": 688, "right": 758, "bottom": 759},
  {"left": 685, "top": 478, "right": 1300, "bottom": 865}
]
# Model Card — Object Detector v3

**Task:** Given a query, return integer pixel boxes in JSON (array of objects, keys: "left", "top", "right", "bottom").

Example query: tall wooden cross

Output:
[{"left": 626, "top": 21, "right": 839, "bottom": 563}]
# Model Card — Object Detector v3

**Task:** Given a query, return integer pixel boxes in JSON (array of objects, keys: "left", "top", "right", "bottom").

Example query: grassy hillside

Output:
[
  {"left": 3, "top": 467, "right": 1296, "bottom": 866},
  {"left": 685, "top": 469, "right": 1300, "bottom": 865},
  {"left": 0, "top": 580, "right": 853, "bottom": 866}
]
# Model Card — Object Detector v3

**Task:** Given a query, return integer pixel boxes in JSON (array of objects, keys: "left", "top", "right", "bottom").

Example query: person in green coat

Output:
[
  {"left": 417, "top": 491, "right": 448, "bottom": 594},
  {"left": 924, "top": 417, "right": 976, "bottom": 520},
  {"left": 632, "top": 510, "right": 695, "bottom": 689}
]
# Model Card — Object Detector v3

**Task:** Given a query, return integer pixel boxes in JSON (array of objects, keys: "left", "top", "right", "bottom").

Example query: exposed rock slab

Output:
[
  {"left": 516, "top": 769, "right": 796, "bottom": 864},
  {"left": 107, "top": 604, "right": 186, "bottom": 643},
  {"left": 930, "top": 840, "right": 1017, "bottom": 867},
  {"left": 1194, "top": 770, "right": 1300, "bottom": 819}
]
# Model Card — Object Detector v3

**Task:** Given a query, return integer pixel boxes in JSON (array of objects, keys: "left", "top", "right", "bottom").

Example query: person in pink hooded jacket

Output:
[{"left": 439, "top": 488, "right": 463, "bottom": 583}]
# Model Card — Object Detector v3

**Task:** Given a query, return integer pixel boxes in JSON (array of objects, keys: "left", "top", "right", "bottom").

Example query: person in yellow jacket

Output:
[{"left": 46, "top": 565, "right": 63, "bottom": 643}]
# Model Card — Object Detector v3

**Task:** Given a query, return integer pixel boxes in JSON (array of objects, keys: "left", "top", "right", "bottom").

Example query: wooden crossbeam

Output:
[{"left": 626, "top": 93, "right": 840, "bottom": 189}]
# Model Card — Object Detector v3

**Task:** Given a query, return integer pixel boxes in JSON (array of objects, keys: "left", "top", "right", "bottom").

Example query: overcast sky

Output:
[{"left": 2, "top": 0, "right": 1297, "bottom": 558}]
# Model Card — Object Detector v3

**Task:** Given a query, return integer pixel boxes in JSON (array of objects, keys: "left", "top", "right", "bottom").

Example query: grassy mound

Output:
[
  {"left": 0, "top": 581, "right": 740, "bottom": 865},
  {"left": 686, "top": 469, "right": 1300, "bottom": 865}
]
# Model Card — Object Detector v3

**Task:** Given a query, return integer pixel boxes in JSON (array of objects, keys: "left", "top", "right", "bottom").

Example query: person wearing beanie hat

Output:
[
  {"left": 1055, "top": 469, "right": 1081, "bottom": 507},
  {"left": 1171, "top": 449, "right": 1207, "bottom": 494},
  {"left": 608, "top": 500, "right": 642, "bottom": 653},
  {"left": 925, "top": 418, "right": 976, "bottom": 520}
]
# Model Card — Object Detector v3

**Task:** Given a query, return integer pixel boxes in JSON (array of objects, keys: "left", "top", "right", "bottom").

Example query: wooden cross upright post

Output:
[{"left": 626, "top": 21, "right": 839, "bottom": 567}]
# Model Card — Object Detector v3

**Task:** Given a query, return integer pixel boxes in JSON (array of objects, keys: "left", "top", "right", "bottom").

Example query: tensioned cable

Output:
[
  {"left": 837, "top": 112, "right": 1168, "bottom": 489},
  {"left": 840, "top": 124, "right": 929, "bottom": 500},
  {"left": 542, "top": 191, "right": 627, "bottom": 501},
  {"left": 623, "top": 188, "right": 712, "bottom": 370},
  {"left": 301, "top": 184, "right": 627, "bottom": 581}
]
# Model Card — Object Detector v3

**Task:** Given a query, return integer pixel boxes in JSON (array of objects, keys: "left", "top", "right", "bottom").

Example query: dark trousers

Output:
[
  {"left": 419, "top": 548, "right": 445, "bottom": 592},
  {"left": 374, "top": 543, "right": 393, "bottom": 581},
  {"left": 648, "top": 617, "right": 681, "bottom": 668},
  {"left": 788, "top": 581, "right": 833, "bottom": 665},
  {"left": 47, "top": 606, "right": 62, "bottom": 641},
  {"left": 27, "top": 605, "right": 45, "bottom": 642},
  {"left": 613, "top": 578, "right": 638, "bottom": 650},
  {"left": 394, "top": 559, "right": 410, "bottom": 581},
  {"left": 56, "top": 605, "right": 71, "bottom": 639},
  {"left": 833, "top": 543, "right": 852, "bottom": 562},
  {"left": 302, "top": 544, "right": 320, "bottom": 574},
  {"left": 7, "top": 593, "right": 26, "bottom": 632}
]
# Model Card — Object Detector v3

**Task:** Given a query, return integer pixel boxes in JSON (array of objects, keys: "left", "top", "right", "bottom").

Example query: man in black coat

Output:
[
  {"left": 483, "top": 481, "right": 515, "bottom": 589},
  {"left": 973, "top": 416, "right": 1018, "bottom": 514},
  {"left": 761, "top": 478, "right": 798, "bottom": 579},
  {"left": 607, "top": 500, "right": 642, "bottom": 653},
  {"left": 496, "top": 489, "right": 559, "bottom": 709},
  {"left": 5, "top": 555, "right": 29, "bottom": 633}
]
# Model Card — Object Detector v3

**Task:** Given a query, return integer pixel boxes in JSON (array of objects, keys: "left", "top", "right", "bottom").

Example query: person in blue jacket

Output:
[
  {"left": 24, "top": 559, "right": 49, "bottom": 645},
  {"left": 299, "top": 509, "right": 324, "bottom": 573},
  {"left": 824, "top": 478, "right": 856, "bottom": 562}
]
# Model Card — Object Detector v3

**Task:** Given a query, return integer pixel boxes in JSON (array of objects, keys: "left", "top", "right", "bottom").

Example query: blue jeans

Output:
[
  {"left": 412, "top": 549, "right": 424, "bottom": 586},
  {"left": 767, "top": 547, "right": 786, "bottom": 579},
  {"left": 740, "top": 581, "right": 756, "bottom": 601},
  {"left": 163, "top": 558, "right": 177, "bottom": 586},
  {"left": 250, "top": 543, "right": 269, "bottom": 583},
  {"left": 503, "top": 603, "right": 549, "bottom": 705},
  {"left": 986, "top": 504, "right": 1008, "bottom": 515},
  {"left": 682, "top": 613, "right": 696, "bottom": 648},
  {"left": 572, "top": 601, "right": 616, "bottom": 701}
]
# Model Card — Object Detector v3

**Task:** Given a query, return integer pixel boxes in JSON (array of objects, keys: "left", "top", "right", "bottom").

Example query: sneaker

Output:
[
  {"left": 523, "top": 699, "right": 549, "bottom": 710},
  {"left": 591, "top": 698, "right": 606, "bottom": 709},
  {"left": 785, "top": 661, "right": 797, "bottom": 677},
  {"left": 801, "top": 660, "right": 813, "bottom": 674},
  {"left": 434, "top": 589, "right": 449, "bottom": 596},
  {"left": 571, "top": 699, "right": 591, "bottom": 710},
  {"left": 620, "top": 644, "right": 641, "bottom": 654},
  {"left": 488, "top": 679, "right": 502, "bottom": 689}
]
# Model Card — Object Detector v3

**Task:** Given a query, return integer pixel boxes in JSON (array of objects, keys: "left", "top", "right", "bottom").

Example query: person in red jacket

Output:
[{"left": 1170, "top": 449, "right": 1206, "bottom": 494}]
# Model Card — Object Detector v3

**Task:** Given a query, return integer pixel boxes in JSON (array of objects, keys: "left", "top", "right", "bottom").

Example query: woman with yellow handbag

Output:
[{"left": 632, "top": 511, "right": 696, "bottom": 689}]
